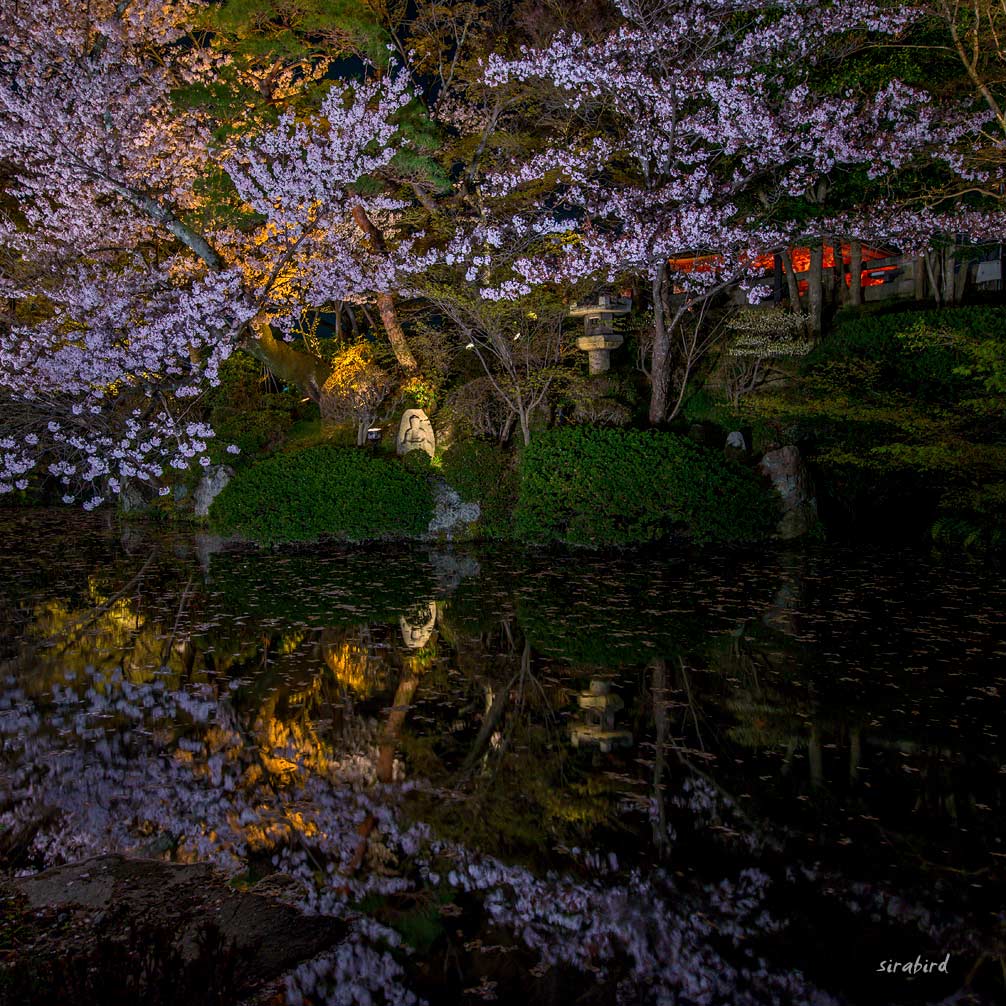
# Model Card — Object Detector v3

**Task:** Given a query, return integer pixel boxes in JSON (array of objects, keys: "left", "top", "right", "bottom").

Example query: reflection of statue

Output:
[
  {"left": 396, "top": 409, "right": 435, "bottom": 457},
  {"left": 399, "top": 601, "right": 437, "bottom": 649}
]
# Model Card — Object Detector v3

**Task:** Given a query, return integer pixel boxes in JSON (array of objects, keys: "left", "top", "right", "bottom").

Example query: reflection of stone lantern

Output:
[
  {"left": 569, "top": 294, "right": 632, "bottom": 375},
  {"left": 570, "top": 680, "right": 633, "bottom": 752}
]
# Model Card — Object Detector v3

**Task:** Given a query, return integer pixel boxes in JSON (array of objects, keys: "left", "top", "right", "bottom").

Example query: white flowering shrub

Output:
[{"left": 727, "top": 309, "right": 814, "bottom": 358}]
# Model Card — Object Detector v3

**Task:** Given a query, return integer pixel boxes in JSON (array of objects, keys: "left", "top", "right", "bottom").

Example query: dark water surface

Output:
[{"left": 1, "top": 510, "right": 1003, "bottom": 1005}]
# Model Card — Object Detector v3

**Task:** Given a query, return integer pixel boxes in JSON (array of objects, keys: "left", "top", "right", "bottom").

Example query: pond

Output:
[{"left": 0, "top": 510, "right": 1003, "bottom": 1005}]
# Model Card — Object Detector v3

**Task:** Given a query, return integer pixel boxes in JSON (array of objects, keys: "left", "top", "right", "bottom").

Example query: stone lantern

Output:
[
  {"left": 569, "top": 293, "right": 632, "bottom": 374},
  {"left": 570, "top": 680, "right": 633, "bottom": 753}
]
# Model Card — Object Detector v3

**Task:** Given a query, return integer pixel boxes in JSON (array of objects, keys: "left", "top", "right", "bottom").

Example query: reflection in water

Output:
[{"left": 0, "top": 511, "right": 1004, "bottom": 1004}]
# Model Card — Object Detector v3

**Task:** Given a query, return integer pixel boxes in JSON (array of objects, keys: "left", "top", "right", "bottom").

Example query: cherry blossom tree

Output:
[
  {"left": 0, "top": 0, "right": 427, "bottom": 504},
  {"left": 2, "top": 0, "right": 1004, "bottom": 507},
  {"left": 474, "top": 0, "right": 999, "bottom": 422}
]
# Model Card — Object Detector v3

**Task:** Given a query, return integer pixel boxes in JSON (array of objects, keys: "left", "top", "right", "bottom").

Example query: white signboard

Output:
[{"left": 976, "top": 260, "right": 1002, "bottom": 284}]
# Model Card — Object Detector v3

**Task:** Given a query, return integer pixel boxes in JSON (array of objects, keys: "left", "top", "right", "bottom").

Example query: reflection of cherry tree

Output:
[
  {"left": 0, "top": 665, "right": 841, "bottom": 1006},
  {"left": 1, "top": 635, "right": 989, "bottom": 1005}
]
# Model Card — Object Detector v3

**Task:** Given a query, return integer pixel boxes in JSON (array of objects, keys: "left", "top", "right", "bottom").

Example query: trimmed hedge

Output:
[
  {"left": 515, "top": 428, "right": 777, "bottom": 545},
  {"left": 209, "top": 445, "right": 433, "bottom": 543}
]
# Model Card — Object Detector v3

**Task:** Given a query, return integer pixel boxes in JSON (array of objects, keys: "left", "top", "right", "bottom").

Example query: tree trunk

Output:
[
  {"left": 500, "top": 412, "right": 515, "bottom": 444},
  {"left": 518, "top": 408, "right": 531, "bottom": 447},
  {"left": 914, "top": 256, "right": 927, "bottom": 301},
  {"left": 943, "top": 244, "right": 954, "bottom": 305},
  {"left": 781, "top": 249, "right": 801, "bottom": 312},
  {"left": 925, "top": 251, "right": 943, "bottom": 308},
  {"left": 244, "top": 317, "right": 331, "bottom": 400},
  {"left": 376, "top": 292, "right": 419, "bottom": 373},
  {"left": 648, "top": 264, "right": 671, "bottom": 425},
  {"left": 849, "top": 239, "right": 863, "bottom": 307},
  {"left": 808, "top": 243, "right": 824, "bottom": 337},
  {"left": 829, "top": 237, "right": 843, "bottom": 307},
  {"left": 351, "top": 204, "right": 419, "bottom": 373}
]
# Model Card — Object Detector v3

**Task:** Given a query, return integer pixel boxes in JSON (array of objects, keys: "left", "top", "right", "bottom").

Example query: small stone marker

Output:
[
  {"left": 726, "top": 431, "right": 747, "bottom": 451},
  {"left": 569, "top": 294, "right": 632, "bottom": 374},
  {"left": 397, "top": 409, "right": 435, "bottom": 457},
  {"left": 570, "top": 680, "right": 633, "bottom": 752}
]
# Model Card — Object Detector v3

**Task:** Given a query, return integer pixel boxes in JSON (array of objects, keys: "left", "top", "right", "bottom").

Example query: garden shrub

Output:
[
  {"left": 810, "top": 306, "right": 1006, "bottom": 400},
  {"left": 740, "top": 305, "right": 1006, "bottom": 546},
  {"left": 514, "top": 427, "right": 777, "bottom": 545},
  {"left": 401, "top": 448, "right": 433, "bottom": 475},
  {"left": 208, "top": 351, "right": 305, "bottom": 461},
  {"left": 930, "top": 481, "right": 1006, "bottom": 552},
  {"left": 209, "top": 445, "right": 433, "bottom": 543},
  {"left": 440, "top": 439, "right": 518, "bottom": 539}
]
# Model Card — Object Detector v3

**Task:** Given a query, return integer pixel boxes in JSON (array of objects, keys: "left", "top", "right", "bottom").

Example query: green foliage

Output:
[
  {"left": 514, "top": 428, "right": 777, "bottom": 545},
  {"left": 209, "top": 445, "right": 433, "bottom": 543},
  {"left": 201, "top": 0, "right": 391, "bottom": 74},
  {"left": 744, "top": 307, "right": 1006, "bottom": 467},
  {"left": 741, "top": 305, "right": 1006, "bottom": 546},
  {"left": 931, "top": 514, "right": 1005, "bottom": 551},
  {"left": 400, "top": 448, "right": 433, "bottom": 475},
  {"left": 808, "top": 306, "right": 1006, "bottom": 400},
  {"left": 931, "top": 481, "right": 1006, "bottom": 552},
  {"left": 557, "top": 371, "right": 639, "bottom": 427},
  {"left": 398, "top": 375, "right": 438, "bottom": 411},
  {"left": 207, "top": 351, "right": 304, "bottom": 461},
  {"left": 439, "top": 440, "right": 518, "bottom": 540},
  {"left": 682, "top": 385, "right": 729, "bottom": 425}
]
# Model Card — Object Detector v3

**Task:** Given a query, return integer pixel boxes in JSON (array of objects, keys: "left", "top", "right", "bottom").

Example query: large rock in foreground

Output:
[
  {"left": 758, "top": 445, "right": 818, "bottom": 540},
  {"left": 3, "top": 855, "right": 345, "bottom": 1005}
]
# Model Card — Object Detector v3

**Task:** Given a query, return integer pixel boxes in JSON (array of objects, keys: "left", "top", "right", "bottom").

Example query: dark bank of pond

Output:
[{"left": 0, "top": 510, "right": 1003, "bottom": 1006}]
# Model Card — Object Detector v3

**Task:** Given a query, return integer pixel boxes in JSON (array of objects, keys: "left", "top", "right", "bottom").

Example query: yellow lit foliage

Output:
[
  {"left": 321, "top": 636, "right": 388, "bottom": 698},
  {"left": 320, "top": 343, "right": 392, "bottom": 420},
  {"left": 256, "top": 711, "right": 330, "bottom": 778}
]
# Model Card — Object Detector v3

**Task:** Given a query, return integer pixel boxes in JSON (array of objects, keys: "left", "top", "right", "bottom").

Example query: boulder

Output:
[
  {"left": 428, "top": 478, "right": 480, "bottom": 538},
  {"left": 194, "top": 464, "right": 234, "bottom": 518},
  {"left": 758, "top": 445, "right": 818, "bottom": 539},
  {"left": 119, "top": 481, "right": 149, "bottom": 514},
  {"left": 4, "top": 854, "right": 345, "bottom": 1002}
]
